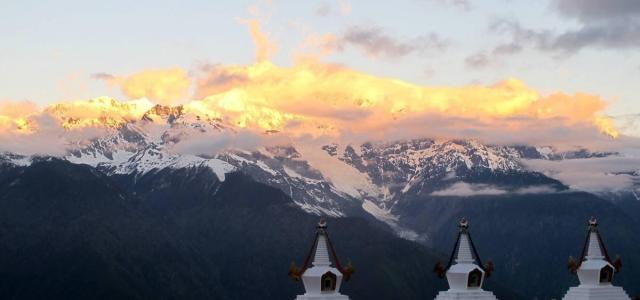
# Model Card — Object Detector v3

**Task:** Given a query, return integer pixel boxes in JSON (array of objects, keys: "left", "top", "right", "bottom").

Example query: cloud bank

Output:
[
  {"left": 523, "top": 155, "right": 640, "bottom": 193},
  {"left": 0, "top": 57, "right": 623, "bottom": 155},
  {"left": 187, "top": 60, "right": 618, "bottom": 144}
]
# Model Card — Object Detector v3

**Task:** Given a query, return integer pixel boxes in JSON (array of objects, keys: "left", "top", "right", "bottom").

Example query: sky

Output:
[
  {"left": 1, "top": 0, "right": 640, "bottom": 155},
  {"left": 1, "top": 0, "right": 638, "bottom": 115}
]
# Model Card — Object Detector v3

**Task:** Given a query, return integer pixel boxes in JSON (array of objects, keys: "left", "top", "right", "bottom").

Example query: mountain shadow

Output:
[{"left": 0, "top": 159, "right": 520, "bottom": 299}]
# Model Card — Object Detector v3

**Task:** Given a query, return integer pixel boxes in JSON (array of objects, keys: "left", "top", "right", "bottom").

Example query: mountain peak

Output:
[
  {"left": 44, "top": 97, "right": 155, "bottom": 130},
  {"left": 141, "top": 104, "right": 185, "bottom": 123}
]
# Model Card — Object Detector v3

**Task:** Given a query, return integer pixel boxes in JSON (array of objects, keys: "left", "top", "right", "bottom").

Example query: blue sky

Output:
[{"left": 1, "top": 0, "right": 638, "bottom": 115}]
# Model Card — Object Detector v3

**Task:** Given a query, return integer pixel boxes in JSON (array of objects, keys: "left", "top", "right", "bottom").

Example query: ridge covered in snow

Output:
[{"left": 0, "top": 103, "right": 628, "bottom": 236}]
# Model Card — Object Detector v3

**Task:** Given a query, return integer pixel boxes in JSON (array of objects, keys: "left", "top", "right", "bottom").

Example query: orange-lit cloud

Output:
[
  {"left": 0, "top": 100, "right": 39, "bottom": 118},
  {"left": 313, "top": 1, "right": 352, "bottom": 17},
  {"left": 44, "top": 97, "right": 154, "bottom": 130},
  {"left": 339, "top": 0, "right": 352, "bottom": 16},
  {"left": 189, "top": 59, "right": 618, "bottom": 143},
  {"left": 57, "top": 72, "right": 91, "bottom": 100},
  {"left": 0, "top": 1, "right": 623, "bottom": 156},
  {"left": 0, "top": 59, "right": 621, "bottom": 154},
  {"left": 0, "top": 97, "right": 156, "bottom": 155},
  {"left": 295, "top": 33, "right": 341, "bottom": 59},
  {"left": 0, "top": 100, "right": 40, "bottom": 133},
  {"left": 240, "top": 18, "right": 278, "bottom": 62},
  {"left": 98, "top": 68, "right": 191, "bottom": 105}
]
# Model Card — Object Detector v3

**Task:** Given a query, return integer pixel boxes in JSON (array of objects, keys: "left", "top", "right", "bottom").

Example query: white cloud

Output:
[
  {"left": 514, "top": 185, "right": 558, "bottom": 194},
  {"left": 431, "top": 182, "right": 507, "bottom": 196},
  {"left": 431, "top": 182, "right": 561, "bottom": 197},
  {"left": 523, "top": 156, "right": 640, "bottom": 193},
  {"left": 169, "top": 129, "right": 288, "bottom": 157}
]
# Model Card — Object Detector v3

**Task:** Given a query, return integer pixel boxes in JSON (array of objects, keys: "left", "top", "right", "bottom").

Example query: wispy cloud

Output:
[
  {"left": 339, "top": 25, "right": 448, "bottom": 58},
  {"left": 171, "top": 130, "right": 267, "bottom": 157},
  {"left": 431, "top": 182, "right": 507, "bottom": 196},
  {"left": 490, "top": 18, "right": 640, "bottom": 55},
  {"left": 465, "top": 43, "right": 522, "bottom": 69},
  {"left": 431, "top": 182, "right": 559, "bottom": 196},
  {"left": 427, "top": 0, "right": 472, "bottom": 11},
  {"left": 91, "top": 72, "right": 115, "bottom": 81},
  {"left": 552, "top": 0, "right": 640, "bottom": 21},
  {"left": 315, "top": 2, "right": 331, "bottom": 16},
  {"left": 483, "top": 0, "right": 640, "bottom": 57},
  {"left": 339, "top": 0, "right": 352, "bottom": 16},
  {"left": 239, "top": 18, "right": 279, "bottom": 62},
  {"left": 239, "top": 1, "right": 279, "bottom": 62},
  {"left": 314, "top": 0, "right": 352, "bottom": 16},
  {"left": 465, "top": 52, "right": 491, "bottom": 69}
]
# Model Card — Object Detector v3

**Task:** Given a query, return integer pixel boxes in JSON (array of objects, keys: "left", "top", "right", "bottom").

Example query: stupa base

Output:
[
  {"left": 434, "top": 289, "right": 498, "bottom": 300},
  {"left": 562, "top": 285, "right": 630, "bottom": 300},
  {"left": 295, "top": 293, "right": 350, "bottom": 300}
]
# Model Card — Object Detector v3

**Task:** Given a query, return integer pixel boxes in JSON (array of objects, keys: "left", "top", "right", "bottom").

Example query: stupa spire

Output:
[
  {"left": 585, "top": 217, "right": 604, "bottom": 259},
  {"left": 312, "top": 219, "right": 331, "bottom": 267},
  {"left": 289, "top": 218, "right": 353, "bottom": 300},
  {"left": 456, "top": 218, "right": 475, "bottom": 264},
  {"left": 434, "top": 218, "right": 498, "bottom": 300}
]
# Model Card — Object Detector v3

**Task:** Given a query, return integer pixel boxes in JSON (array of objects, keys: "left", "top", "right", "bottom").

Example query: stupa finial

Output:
[
  {"left": 318, "top": 218, "right": 327, "bottom": 229},
  {"left": 588, "top": 216, "right": 598, "bottom": 231},
  {"left": 459, "top": 217, "right": 469, "bottom": 231}
]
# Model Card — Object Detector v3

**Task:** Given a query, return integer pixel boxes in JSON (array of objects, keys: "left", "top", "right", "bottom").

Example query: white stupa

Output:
[
  {"left": 290, "top": 219, "right": 353, "bottom": 300},
  {"left": 562, "top": 217, "right": 630, "bottom": 300},
  {"left": 434, "top": 218, "right": 498, "bottom": 300}
]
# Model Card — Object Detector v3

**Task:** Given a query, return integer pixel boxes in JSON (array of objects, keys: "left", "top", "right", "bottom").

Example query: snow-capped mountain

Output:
[
  {"left": 327, "top": 140, "right": 523, "bottom": 197},
  {"left": 0, "top": 103, "right": 628, "bottom": 236},
  {"left": 3, "top": 102, "right": 639, "bottom": 300}
]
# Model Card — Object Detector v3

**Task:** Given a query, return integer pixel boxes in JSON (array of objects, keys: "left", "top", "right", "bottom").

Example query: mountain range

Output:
[{"left": 1, "top": 99, "right": 639, "bottom": 299}]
